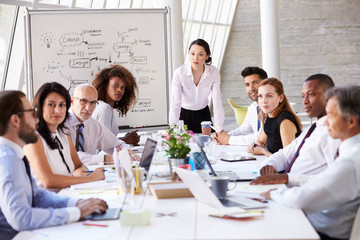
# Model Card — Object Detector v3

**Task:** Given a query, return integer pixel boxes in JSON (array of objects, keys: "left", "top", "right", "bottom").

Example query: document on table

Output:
[
  {"left": 69, "top": 180, "right": 117, "bottom": 191},
  {"left": 26, "top": 221, "right": 119, "bottom": 240},
  {"left": 230, "top": 184, "right": 285, "bottom": 199}
]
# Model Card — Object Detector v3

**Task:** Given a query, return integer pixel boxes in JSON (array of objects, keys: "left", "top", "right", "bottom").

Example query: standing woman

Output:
[
  {"left": 169, "top": 39, "right": 224, "bottom": 133},
  {"left": 92, "top": 65, "right": 140, "bottom": 145},
  {"left": 248, "top": 78, "right": 302, "bottom": 156},
  {"left": 24, "top": 82, "right": 104, "bottom": 191}
]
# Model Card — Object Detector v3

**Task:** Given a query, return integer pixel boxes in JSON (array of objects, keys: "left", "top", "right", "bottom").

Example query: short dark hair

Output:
[
  {"left": 241, "top": 67, "right": 268, "bottom": 80},
  {"left": 92, "top": 65, "right": 138, "bottom": 117},
  {"left": 326, "top": 85, "right": 360, "bottom": 127},
  {"left": 189, "top": 39, "right": 212, "bottom": 65},
  {"left": 0, "top": 91, "right": 26, "bottom": 136},
  {"left": 305, "top": 74, "right": 334, "bottom": 91},
  {"left": 33, "top": 82, "right": 71, "bottom": 149}
]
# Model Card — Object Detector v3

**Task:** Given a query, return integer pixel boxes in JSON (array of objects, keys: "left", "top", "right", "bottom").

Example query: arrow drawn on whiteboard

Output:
[{"left": 59, "top": 72, "right": 71, "bottom": 82}]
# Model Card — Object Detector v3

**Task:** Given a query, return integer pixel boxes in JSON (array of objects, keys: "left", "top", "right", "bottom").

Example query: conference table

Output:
[{"left": 14, "top": 143, "right": 320, "bottom": 240}]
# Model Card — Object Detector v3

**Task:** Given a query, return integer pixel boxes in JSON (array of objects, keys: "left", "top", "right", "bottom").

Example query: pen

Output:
[
  {"left": 82, "top": 222, "right": 108, "bottom": 227},
  {"left": 210, "top": 126, "right": 220, "bottom": 132},
  {"left": 244, "top": 210, "right": 265, "bottom": 213},
  {"left": 86, "top": 170, "right": 108, "bottom": 173},
  {"left": 250, "top": 198, "right": 268, "bottom": 203}
]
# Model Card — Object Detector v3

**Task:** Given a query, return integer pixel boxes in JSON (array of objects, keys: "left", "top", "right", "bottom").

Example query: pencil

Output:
[{"left": 82, "top": 222, "right": 108, "bottom": 227}]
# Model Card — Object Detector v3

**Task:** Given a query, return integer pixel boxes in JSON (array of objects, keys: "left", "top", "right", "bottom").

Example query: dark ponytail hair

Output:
[{"left": 189, "top": 38, "right": 212, "bottom": 65}]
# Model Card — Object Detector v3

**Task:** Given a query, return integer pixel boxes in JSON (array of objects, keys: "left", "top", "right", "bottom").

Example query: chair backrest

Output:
[
  {"left": 350, "top": 205, "right": 360, "bottom": 240},
  {"left": 227, "top": 98, "right": 248, "bottom": 126}
]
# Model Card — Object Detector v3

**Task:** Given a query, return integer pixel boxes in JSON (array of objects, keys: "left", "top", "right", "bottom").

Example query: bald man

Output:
[{"left": 65, "top": 84, "right": 128, "bottom": 165}]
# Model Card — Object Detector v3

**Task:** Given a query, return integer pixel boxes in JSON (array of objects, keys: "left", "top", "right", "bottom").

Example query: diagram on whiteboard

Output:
[
  {"left": 37, "top": 27, "right": 156, "bottom": 93},
  {"left": 28, "top": 9, "right": 169, "bottom": 128}
]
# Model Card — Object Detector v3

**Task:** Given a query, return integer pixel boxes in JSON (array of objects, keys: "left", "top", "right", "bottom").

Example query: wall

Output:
[{"left": 221, "top": 0, "right": 360, "bottom": 116}]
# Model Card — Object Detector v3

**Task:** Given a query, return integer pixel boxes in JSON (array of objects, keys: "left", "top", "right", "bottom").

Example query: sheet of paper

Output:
[
  {"left": 118, "top": 150, "right": 134, "bottom": 180},
  {"left": 69, "top": 180, "right": 116, "bottom": 191},
  {"left": 28, "top": 221, "right": 120, "bottom": 240}
]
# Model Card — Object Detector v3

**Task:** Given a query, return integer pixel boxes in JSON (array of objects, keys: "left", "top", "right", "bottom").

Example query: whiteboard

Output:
[{"left": 26, "top": 8, "right": 170, "bottom": 128}]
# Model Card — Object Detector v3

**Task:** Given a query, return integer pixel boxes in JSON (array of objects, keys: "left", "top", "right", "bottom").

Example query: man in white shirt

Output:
[
  {"left": 251, "top": 74, "right": 340, "bottom": 186},
  {"left": 261, "top": 85, "right": 360, "bottom": 240},
  {"left": 0, "top": 90, "right": 107, "bottom": 239},
  {"left": 214, "top": 66, "right": 267, "bottom": 145},
  {"left": 65, "top": 84, "right": 129, "bottom": 165}
]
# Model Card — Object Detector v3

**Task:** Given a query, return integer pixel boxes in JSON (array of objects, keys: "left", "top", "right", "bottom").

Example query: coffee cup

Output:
[
  {"left": 201, "top": 121, "right": 212, "bottom": 136},
  {"left": 210, "top": 176, "right": 237, "bottom": 199}
]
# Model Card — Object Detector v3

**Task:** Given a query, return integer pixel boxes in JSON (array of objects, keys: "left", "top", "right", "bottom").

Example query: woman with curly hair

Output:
[{"left": 92, "top": 65, "right": 140, "bottom": 145}]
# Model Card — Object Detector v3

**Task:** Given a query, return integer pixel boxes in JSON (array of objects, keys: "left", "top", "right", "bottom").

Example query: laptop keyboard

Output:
[
  {"left": 215, "top": 171, "right": 239, "bottom": 180},
  {"left": 219, "top": 198, "right": 246, "bottom": 208}
]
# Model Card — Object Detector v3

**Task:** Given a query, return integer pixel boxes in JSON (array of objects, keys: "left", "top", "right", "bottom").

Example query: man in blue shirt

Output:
[{"left": 0, "top": 90, "right": 108, "bottom": 239}]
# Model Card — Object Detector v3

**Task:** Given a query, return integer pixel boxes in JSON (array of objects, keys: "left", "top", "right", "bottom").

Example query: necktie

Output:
[
  {"left": 75, "top": 123, "right": 84, "bottom": 152},
  {"left": 22, "top": 156, "right": 34, "bottom": 207},
  {"left": 334, "top": 148, "right": 339, "bottom": 160},
  {"left": 256, "top": 106, "right": 260, "bottom": 131},
  {"left": 54, "top": 136, "right": 71, "bottom": 174},
  {"left": 285, "top": 122, "right": 317, "bottom": 173}
]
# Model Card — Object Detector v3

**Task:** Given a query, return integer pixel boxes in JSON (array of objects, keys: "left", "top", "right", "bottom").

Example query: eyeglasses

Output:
[
  {"left": 74, "top": 97, "right": 98, "bottom": 107},
  {"left": 17, "top": 107, "right": 38, "bottom": 118}
]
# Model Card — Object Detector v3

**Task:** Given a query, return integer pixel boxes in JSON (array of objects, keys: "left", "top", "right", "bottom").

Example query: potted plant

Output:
[{"left": 162, "top": 122, "right": 193, "bottom": 175}]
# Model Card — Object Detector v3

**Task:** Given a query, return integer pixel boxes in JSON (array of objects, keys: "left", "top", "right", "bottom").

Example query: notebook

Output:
[
  {"left": 139, "top": 138, "right": 157, "bottom": 171},
  {"left": 174, "top": 167, "right": 266, "bottom": 209},
  {"left": 197, "top": 142, "right": 259, "bottom": 181}
]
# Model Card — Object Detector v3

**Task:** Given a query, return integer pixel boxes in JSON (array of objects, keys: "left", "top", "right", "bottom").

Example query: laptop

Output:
[
  {"left": 197, "top": 142, "right": 259, "bottom": 181},
  {"left": 85, "top": 207, "right": 121, "bottom": 220},
  {"left": 174, "top": 167, "right": 266, "bottom": 209},
  {"left": 139, "top": 138, "right": 157, "bottom": 171}
]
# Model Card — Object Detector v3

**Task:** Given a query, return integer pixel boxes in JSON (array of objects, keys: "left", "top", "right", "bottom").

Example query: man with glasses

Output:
[
  {"left": 0, "top": 90, "right": 108, "bottom": 240},
  {"left": 66, "top": 84, "right": 129, "bottom": 165}
]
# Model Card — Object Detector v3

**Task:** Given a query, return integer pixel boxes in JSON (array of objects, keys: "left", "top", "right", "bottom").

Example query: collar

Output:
[
  {"left": 338, "top": 133, "right": 360, "bottom": 158},
  {"left": 68, "top": 108, "right": 83, "bottom": 127},
  {"left": 185, "top": 62, "right": 209, "bottom": 78},
  {"left": 0, "top": 136, "right": 24, "bottom": 159}
]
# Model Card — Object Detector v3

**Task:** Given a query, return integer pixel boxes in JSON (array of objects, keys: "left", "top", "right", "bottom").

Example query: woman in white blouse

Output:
[
  {"left": 24, "top": 82, "right": 104, "bottom": 191},
  {"left": 169, "top": 39, "right": 224, "bottom": 133}
]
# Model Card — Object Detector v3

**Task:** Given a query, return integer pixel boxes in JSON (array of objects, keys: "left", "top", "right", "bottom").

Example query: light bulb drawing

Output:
[{"left": 43, "top": 36, "right": 52, "bottom": 48}]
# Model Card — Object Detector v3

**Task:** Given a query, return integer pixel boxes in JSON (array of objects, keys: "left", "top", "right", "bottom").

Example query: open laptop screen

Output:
[{"left": 139, "top": 138, "right": 157, "bottom": 171}]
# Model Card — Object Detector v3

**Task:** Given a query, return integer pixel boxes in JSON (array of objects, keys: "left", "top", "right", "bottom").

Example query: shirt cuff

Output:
[
  {"left": 66, "top": 207, "right": 81, "bottom": 223},
  {"left": 228, "top": 136, "right": 237, "bottom": 145},
  {"left": 92, "top": 153, "right": 105, "bottom": 165},
  {"left": 287, "top": 173, "right": 309, "bottom": 187},
  {"left": 67, "top": 197, "right": 80, "bottom": 207}
]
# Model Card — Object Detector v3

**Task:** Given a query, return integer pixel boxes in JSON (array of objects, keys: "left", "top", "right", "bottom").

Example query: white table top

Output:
[{"left": 15, "top": 143, "right": 319, "bottom": 240}]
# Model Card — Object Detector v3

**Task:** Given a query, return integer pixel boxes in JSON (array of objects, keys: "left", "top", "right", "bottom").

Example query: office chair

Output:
[
  {"left": 227, "top": 98, "right": 248, "bottom": 126},
  {"left": 350, "top": 205, "right": 360, "bottom": 240}
]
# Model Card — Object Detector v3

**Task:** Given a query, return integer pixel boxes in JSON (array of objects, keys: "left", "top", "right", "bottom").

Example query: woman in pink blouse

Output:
[{"left": 169, "top": 39, "right": 224, "bottom": 133}]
